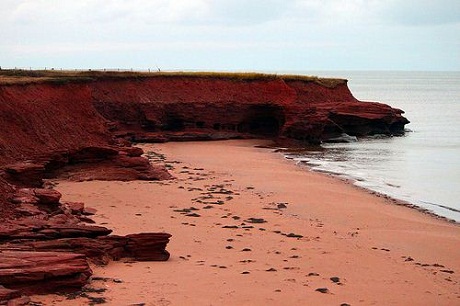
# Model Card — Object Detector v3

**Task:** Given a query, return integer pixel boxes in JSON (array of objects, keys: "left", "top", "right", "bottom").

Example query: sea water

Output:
[{"left": 287, "top": 71, "right": 460, "bottom": 222}]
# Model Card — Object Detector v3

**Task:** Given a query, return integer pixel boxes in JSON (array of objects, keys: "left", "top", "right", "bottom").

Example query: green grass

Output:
[{"left": 0, "top": 69, "right": 346, "bottom": 88}]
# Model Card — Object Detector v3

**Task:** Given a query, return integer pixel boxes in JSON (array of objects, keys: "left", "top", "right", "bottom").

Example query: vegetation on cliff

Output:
[{"left": 0, "top": 69, "right": 346, "bottom": 88}]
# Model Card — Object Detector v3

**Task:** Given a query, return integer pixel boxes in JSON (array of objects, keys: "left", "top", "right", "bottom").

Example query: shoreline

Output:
[
  {"left": 276, "top": 145, "right": 460, "bottom": 225},
  {"left": 32, "top": 139, "right": 459, "bottom": 305},
  {"left": 294, "top": 159, "right": 460, "bottom": 225}
]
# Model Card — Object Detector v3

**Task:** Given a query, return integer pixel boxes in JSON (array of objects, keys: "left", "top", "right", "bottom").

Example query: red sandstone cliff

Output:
[
  {"left": 0, "top": 71, "right": 408, "bottom": 303},
  {"left": 88, "top": 75, "right": 408, "bottom": 143},
  {"left": 0, "top": 76, "right": 173, "bottom": 304}
]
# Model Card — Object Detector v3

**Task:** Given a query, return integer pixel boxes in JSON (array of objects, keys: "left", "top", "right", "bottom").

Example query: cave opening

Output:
[
  {"left": 240, "top": 105, "right": 285, "bottom": 136},
  {"left": 164, "top": 114, "right": 185, "bottom": 131}
]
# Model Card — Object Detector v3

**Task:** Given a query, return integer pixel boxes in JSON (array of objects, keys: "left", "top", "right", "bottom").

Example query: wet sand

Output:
[{"left": 33, "top": 140, "right": 459, "bottom": 305}]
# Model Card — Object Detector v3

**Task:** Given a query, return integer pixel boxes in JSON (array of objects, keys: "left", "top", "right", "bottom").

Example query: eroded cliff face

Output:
[
  {"left": 89, "top": 76, "right": 408, "bottom": 143},
  {"left": 0, "top": 74, "right": 410, "bottom": 218},
  {"left": 0, "top": 73, "right": 409, "bottom": 221},
  {"left": 0, "top": 79, "right": 172, "bottom": 303},
  {"left": 0, "top": 73, "right": 408, "bottom": 302}
]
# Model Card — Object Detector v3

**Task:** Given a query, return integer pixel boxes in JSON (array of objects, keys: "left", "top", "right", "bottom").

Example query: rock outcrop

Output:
[
  {"left": 0, "top": 72, "right": 175, "bottom": 303},
  {"left": 87, "top": 74, "right": 408, "bottom": 143},
  {"left": 0, "top": 187, "right": 171, "bottom": 302}
]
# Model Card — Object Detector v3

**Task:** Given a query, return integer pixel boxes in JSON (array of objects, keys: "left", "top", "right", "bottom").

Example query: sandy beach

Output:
[{"left": 32, "top": 140, "right": 459, "bottom": 306}]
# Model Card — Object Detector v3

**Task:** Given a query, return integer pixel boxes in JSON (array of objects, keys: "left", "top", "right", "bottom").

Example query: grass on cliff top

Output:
[{"left": 0, "top": 69, "right": 346, "bottom": 88}]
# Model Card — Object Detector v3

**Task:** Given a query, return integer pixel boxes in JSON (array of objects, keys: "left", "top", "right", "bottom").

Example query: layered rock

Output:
[
  {"left": 0, "top": 187, "right": 171, "bottom": 301},
  {"left": 0, "top": 77, "right": 174, "bottom": 303},
  {"left": 88, "top": 74, "right": 408, "bottom": 143},
  {"left": 0, "top": 71, "right": 409, "bottom": 303},
  {"left": 0, "top": 251, "right": 92, "bottom": 294}
]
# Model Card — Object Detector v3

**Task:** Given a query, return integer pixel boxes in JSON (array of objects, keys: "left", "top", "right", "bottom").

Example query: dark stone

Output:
[
  {"left": 286, "top": 233, "right": 303, "bottom": 238},
  {"left": 330, "top": 277, "right": 340, "bottom": 283},
  {"left": 315, "top": 288, "right": 329, "bottom": 294},
  {"left": 245, "top": 218, "right": 267, "bottom": 224}
]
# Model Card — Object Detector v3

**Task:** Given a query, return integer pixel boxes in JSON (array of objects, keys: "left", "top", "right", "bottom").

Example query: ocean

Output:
[{"left": 285, "top": 71, "right": 460, "bottom": 222}]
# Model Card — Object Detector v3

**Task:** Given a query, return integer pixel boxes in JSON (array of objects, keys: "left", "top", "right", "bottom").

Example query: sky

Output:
[{"left": 1, "top": 0, "right": 459, "bottom": 71}]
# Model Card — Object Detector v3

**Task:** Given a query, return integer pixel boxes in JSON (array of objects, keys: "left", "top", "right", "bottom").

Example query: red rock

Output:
[
  {"left": 3, "top": 295, "right": 31, "bottom": 306},
  {"left": 6, "top": 233, "right": 172, "bottom": 264},
  {"left": 2, "top": 162, "right": 45, "bottom": 187},
  {"left": 119, "top": 146, "right": 144, "bottom": 157},
  {"left": 89, "top": 75, "right": 408, "bottom": 142},
  {"left": 32, "top": 188, "right": 62, "bottom": 204},
  {"left": 65, "top": 201, "right": 85, "bottom": 214},
  {"left": 0, "top": 250, "right": 92, "bottom": 294},
  {"left": 0, "top": 223, "right": 112, "bottom": 241},
  {"left": 82, "top": 206, "right": 97, "bottom": 215},
  {"left": 0, "top": 72, "right": 408, "bottom": 302},
  {"left": 14, "top": 203, "right": 43, "bottom": 216},
  {"left": 0, "top": 285, "right": 22, "bottom": 302},
  {"left": 125, "top": 233, "right": 172, "bottom": 261}
]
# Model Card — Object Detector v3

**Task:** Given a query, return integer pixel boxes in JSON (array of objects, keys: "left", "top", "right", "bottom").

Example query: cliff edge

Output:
[{"left": 0, "top": 70, "right": 408, "bottom": 303}]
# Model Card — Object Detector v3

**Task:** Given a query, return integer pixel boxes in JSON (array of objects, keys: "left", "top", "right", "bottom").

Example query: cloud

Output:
[
  {"left": 283, "top": 0, "right": 460, "bottom": 26},
  {"left": 1, "top": 0, "right": 459, "bottom": 70},
  {"left": 381, "top": 0, "right": 460, "bottom": 25},
  {"left": 206, "top": 0, "right": 288, "bottom": 25},
  {"left": 4, "top": 0, "right": 210, "bottom": 25}
]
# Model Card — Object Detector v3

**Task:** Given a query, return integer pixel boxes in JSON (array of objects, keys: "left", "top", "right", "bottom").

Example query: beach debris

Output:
[
  {"left": 277, "top": 203, "right": 288, "bottom": 209},
  {"left": 241, "top": 248, "right": 252, "bottom": 252},
  {"left": 173, "top": 207, "right": 199, "bottom": 214},
  {"left": 403, "top": 256, "right": 414, "bottom": 262},
  {"left": 330, "top": 277, "right": 342, "bottom": 285},
  {"left": 245, "top": 217, "right": 267, "bottom": 224},
  {"left": 241, "top": 271, "right": 250, "bottom": 274},
  {"left": 222, "top": 225, "right": 239, "bottom": 229},
  {"left": 185, "top": 213, "right": 201, "bottom": 217},
  {"left": 315, "top": 288, "right": 329, "bottom": 294},
  {"left": 286, "top": 233, "right": 303, "bottom": 238},
  {"left": 307, "top": 273, "right": 320, "bottom": 277},
  {"left": 266, "top": 268, "right": 277, "bottom": 272},
  {"left": 283, "top": 267, "right": 299, "bottom": 270}
]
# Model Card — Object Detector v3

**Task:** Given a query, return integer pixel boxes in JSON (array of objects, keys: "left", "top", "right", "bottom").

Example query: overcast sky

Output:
[{"left": 1, "top": 0, "right": 459, "bottom": 71}]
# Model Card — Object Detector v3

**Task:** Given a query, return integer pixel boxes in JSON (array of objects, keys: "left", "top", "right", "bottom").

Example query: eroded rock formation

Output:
[
  {"left": 0, "top": 71, "right": 409, "bottom": 303},
  {"left": 87, "top": 74, "right": 408, "bottom": 143},
  {"left": 0, "top": 72, "right": 175, "bottom": 304}
]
